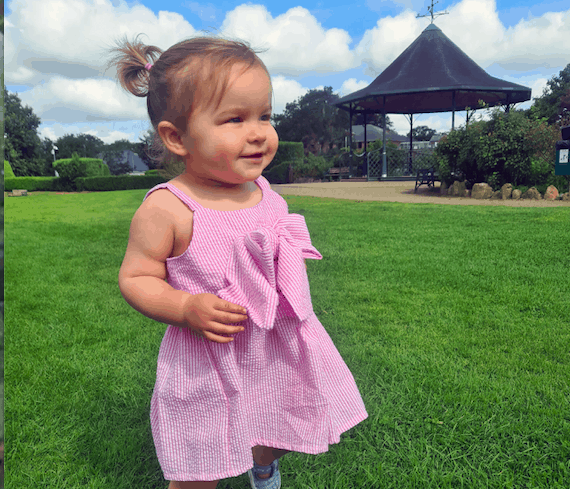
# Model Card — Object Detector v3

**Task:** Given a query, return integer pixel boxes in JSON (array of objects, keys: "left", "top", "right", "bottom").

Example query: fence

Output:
[{"left": 335, "top": 147, "right": 437, "bottom": 180}]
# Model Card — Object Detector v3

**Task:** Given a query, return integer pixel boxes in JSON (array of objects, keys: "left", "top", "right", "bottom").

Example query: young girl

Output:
[{"left": 111, "top": 34, "right": 368, "bottom": 489}]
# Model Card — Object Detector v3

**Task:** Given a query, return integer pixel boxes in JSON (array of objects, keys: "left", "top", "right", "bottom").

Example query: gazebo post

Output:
[
  {"left": 382, "top": 96, "right": 387, "bottom": 178},
  {"left": 349, "top": 104, "right": 354, "bottom": 173},
  {"left": 452, "top": 91, "right": 456, "bottom": 130},
  {"left": 363, "top": 111, "right": 367, "bottom": 180},
  {"left": 409, "top": 114, "right": 414, "bottom": 175}
]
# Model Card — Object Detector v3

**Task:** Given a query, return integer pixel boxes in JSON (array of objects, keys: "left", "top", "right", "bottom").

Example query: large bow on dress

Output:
[{"left": 217, "top": 214, "right": 322, "bottom": 330}]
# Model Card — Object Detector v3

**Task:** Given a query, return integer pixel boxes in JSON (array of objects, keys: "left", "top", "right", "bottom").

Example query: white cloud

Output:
[
  {"left": 17, "top": 77, "right": 147, "bottom": 123},
  {"left": 355, "top": 9, "right": 422, "bottom": 77},
  {"left": 271, "top": 75, "right": 309, "bottom": 114},
  {"left": 5, "top": 0, "right": 197, "bottom": 84},
  {"left": 495, "top": 10, "right": 570, "bottom": 70},
  {"left": 221, "top": 5, "right": 357, "bottom": 75},
  {"left": 356, "top": 0, "right": 569, "bottom": 74},
  {"left": 337, "top": 78, "right": 370, "bottom": 98}
]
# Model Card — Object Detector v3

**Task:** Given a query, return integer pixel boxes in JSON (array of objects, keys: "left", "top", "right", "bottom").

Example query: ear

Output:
[{"left": 157, "top": 121, "right": 189, "bottom": 157}]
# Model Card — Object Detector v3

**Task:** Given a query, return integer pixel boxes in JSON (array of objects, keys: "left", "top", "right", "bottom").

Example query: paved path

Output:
[{"left": 270, "top": 181, "right": 570, "bottom": 207}]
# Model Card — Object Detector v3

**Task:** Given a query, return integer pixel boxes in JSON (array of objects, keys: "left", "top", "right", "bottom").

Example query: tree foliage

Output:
[
  {"left": 353, "top": 112, "right": 393, "bottom": 131},
  {"left": 134, "top": 127, "right": 160, "bottom": 171},
  {"left": 4, "top": 88, "right": 46, "bottom": 176},
  {"left": 272, "top": 87, "right": 390, "bottom": 155},
  {"left": 406, "top": 125, "right": 436, "bottom": 141},
  {"left": 436, "top": 108, "right": 560, "bottom": 189},
  {"left": 98, "top": 139, "right": 137, "bottom": 175},
  {"left": 55, "top": 133, "right": 106, "bottom": 160},
  {"left": 272, "top": 87, "right": 395, "bottom": 155},
  {"left": 527, "top": 63, "right": 570, "bottom": 125}
]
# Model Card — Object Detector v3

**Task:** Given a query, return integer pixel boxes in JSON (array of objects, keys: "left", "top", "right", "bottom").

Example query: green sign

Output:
[{"left": 555, "top": 141, "right": 570, "bottom": 176}]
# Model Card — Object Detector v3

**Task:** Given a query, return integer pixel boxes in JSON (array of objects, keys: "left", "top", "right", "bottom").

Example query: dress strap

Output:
[
  {"left": 255, "top": 175, "right": 270, "bottom": 192},
  {"left": 143, "top": 182, "right": 205, "bottom": 212}
]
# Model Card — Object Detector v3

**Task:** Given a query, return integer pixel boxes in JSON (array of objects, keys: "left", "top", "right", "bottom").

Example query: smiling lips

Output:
[{"left": 242, "top": 153, "right": 263, "bottom": 158}]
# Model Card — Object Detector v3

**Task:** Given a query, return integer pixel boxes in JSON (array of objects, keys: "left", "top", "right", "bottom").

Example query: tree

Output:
[
  {"left": 40, "top": 137, "right": 58, "bottom": 175},
  {"left": 354, "top": 112, "right": 393, "bottom": 131},
  {"left": 134, "top": 127, "right": 160, "bottom": 170},
  {"left": 98, "top": 139, "right": 137, "bottom": 175},
  {"left": 55, "top": 133, "right": 106, "bottom": 160},
  {"left": 4, "top": 88, "right": 46, "bottom": 176},
  {"left": 406, "top": 125, "right": 436, "bottom": 141},
  {"left": 527, "top": 64, "right": 570, "bottom": 125},
  {"left": 273, "top": 87, "right": 356, "bottom": 155}
]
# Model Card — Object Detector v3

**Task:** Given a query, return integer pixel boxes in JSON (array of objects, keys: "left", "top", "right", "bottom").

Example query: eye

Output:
[{"left": 227, "top": 117, "right": 242, "bottom": 123}]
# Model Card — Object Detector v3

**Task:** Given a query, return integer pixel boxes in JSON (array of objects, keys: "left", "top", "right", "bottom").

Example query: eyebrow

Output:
[{"left": 218, "top": 106, "right": 272, "bottom": 116}]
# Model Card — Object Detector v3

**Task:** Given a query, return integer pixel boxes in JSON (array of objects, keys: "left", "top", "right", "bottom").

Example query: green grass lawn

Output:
[{"left": 5, "top": 190, "right": 570, "bottom": 488}]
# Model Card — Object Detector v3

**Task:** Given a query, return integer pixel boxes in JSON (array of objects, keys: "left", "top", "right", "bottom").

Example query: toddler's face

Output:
[{"left": 181, "top": 63, "right": 278, "bottom": 187}]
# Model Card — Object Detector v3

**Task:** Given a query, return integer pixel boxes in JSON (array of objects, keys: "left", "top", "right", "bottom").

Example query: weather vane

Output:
[{"left": 416, "top": 0, "right": 449, "bottom": 24}]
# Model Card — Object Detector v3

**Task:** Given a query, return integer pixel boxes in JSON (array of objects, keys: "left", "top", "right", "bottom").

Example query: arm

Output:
[{"left": 118, "top": 197, "right": 194, "bottom": 329}]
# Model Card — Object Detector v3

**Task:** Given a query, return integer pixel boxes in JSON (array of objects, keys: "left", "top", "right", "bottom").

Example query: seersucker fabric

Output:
[{"left": 143, "top": 175, "right": 368, "bottom": 482}]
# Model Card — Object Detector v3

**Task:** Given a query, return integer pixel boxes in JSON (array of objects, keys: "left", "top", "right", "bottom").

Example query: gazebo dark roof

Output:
[{"left": 334, "top": 23, "right": 531, "bottom": 115}]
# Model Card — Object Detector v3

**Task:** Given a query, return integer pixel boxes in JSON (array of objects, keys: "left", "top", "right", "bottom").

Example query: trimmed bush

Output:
[
  {"left": 264, "top": 142, "right": 304, "bottom": 175},
  {"left": 75, "top": 175, "right": 167, "bottom": 191},
  {"left": 4, "top": 160, "right": 16, "bottom": 178},
  {"left": 290, "top": 153, "right": 330, "bottom": 181},
  {"left": 263, "top": 161, "right": 292, "bottom": 184}
]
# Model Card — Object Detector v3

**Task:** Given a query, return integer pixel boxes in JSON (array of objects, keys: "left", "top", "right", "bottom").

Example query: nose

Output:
[{"left": 247, "top": 122, "right": 267, "bottom": 143}]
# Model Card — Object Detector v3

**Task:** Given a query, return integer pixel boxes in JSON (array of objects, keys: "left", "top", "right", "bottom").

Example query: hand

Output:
[{"left": 183, "top": 293, "right": 248, "bottom": 343}]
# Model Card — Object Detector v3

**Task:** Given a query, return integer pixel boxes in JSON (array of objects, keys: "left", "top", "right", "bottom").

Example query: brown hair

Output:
[{"left": 104, "top": 33, "right": 271, "bottom": 176}]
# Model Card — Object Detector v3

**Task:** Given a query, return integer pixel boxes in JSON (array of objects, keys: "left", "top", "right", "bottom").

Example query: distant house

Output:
[
  {"left": 352, "top": 124, "right": 446, "bottom": 150},
  {"left": 351, "top": 125, "right": 405, "bottom": 149},
  {"left": 96, "top": 150, "right": 150, "bottom": 174},
  {"left": 399, "top": 133, "right": 446, "bottom": 150}
]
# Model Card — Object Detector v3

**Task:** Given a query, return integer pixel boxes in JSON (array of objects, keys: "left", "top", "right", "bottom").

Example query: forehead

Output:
[{"left": 216, "top": 64, "right": 272, "bottom": 110}]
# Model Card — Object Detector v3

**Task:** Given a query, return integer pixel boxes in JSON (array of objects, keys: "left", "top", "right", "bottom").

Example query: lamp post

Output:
[{"left": 51, "top": 145, "right": 59, "bottom": 176}]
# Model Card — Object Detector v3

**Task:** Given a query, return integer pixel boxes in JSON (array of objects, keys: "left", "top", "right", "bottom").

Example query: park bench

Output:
[
  {"left": 324, "top": 167, "right": 350, "bottom": 181},
  {"left": 414, "top": 167, "right": 439, "bottom": 192},
  {"left": 8, "top": 189, "right": 28, "bottom": 197}
]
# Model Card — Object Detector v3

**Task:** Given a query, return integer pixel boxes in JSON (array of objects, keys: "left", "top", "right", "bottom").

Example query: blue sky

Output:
[{"left": 4, "top": 0, "right": 570, "bottom": 145}]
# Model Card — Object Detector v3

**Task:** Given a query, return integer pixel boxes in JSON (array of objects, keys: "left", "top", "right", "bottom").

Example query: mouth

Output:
[{"left": 242, "top": 153, "right": 264, "bottom": 158}]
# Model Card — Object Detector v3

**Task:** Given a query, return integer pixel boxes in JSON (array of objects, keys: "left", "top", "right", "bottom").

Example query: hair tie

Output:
[{"left": 145, "top": 63, "right": 153, "bottom": 71}]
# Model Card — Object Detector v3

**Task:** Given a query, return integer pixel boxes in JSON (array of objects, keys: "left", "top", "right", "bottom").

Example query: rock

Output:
[
  {"left": 463, "top": 189, "right": 471, "bottom": 198},
  {"left": 512, "top": 189, "right": 522, "bottom": 200},
  {"left": 562, "top": 193, "right": 570, "bottom": 201},
  {"left": 544, "top": 185, "right": 559, "bottom": 201},
  {"left": 471, "top": 183, "right": 493, "bottom": 199},
  {"left": 440, "top": 181, "right": 448, "bottom": 195},
  {"left": 491, "top": 190, "right": 502, "bottom": 200},
  {"left": 449, "top": 180, "right": 466, "bottom": 197},
  {"left": 501, "top": 183, "right": 513, "bottom": 200},
  {"left": 521, "top": 187, "right": 542, "bottom": 200}
]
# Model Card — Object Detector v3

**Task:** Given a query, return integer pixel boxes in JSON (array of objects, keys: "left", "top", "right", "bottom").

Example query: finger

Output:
[
  {"left": 222, "top": 312, "right": 248, "bottom": 324},
  {"left": 203, "top": 330, "right": 235, "bottom": 344},
  {"left": 216, "top": 299, "right": 247, "bottom": 315}
]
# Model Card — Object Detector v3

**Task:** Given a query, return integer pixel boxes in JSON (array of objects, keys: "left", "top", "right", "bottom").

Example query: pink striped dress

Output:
[{"left": 143, "top": 175, "right": 368, "bottom": 482}]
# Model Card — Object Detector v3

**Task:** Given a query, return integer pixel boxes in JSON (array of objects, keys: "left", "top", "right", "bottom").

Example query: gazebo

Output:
[{"left": 333, "top": 22, "right": 532, "bottom": 179}]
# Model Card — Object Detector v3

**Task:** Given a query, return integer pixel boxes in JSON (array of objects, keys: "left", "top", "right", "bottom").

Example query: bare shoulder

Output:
[{"left": 119, "top": 189, "right": 193, "bottom": 282}]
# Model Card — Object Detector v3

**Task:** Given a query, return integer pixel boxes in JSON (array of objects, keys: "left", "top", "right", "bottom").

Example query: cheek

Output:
[
  {"left": 223, "top": 132, "right": 240, "bottom": 147},
  {"left": 268, "top": 127, "right": 279, "bottom": 155}
]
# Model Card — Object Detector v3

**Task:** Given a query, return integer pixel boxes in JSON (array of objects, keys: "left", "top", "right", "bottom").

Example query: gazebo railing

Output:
[
  {"left": 366, "top": 147, "right": 437, "bottom": 180},
  {"left": 328, "top": 147, "right": 438, "bottom": 180}
]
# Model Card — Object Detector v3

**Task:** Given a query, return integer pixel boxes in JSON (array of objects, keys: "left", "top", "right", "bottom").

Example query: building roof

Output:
[
  {"left": 334, "top": 23, "right": 531, "bottom": 115},
  {"left": 351, "top": 124, "right": 408, "bottom": 142}
]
